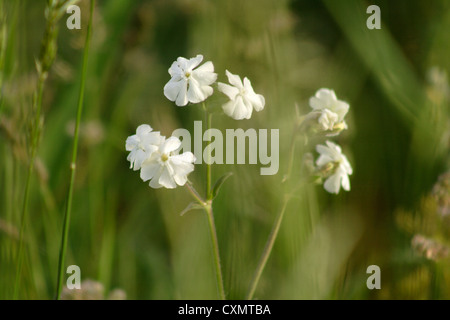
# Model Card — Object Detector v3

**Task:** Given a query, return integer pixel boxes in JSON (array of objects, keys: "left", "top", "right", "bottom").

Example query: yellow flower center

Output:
[{"left": 161, "top": 153, "right": 169, "bottom": 162}]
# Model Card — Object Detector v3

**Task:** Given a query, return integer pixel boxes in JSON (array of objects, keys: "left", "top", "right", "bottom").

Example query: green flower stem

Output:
[
  {"left": 205, "top": 201, "right": 226, "bottom": 300},
  {"left": 55, "top": 0, "right": 94, "bottom": 300},
  {"left": 185, "top": 183, "right": 225, "bottom": 300},
  {"left": 202, "top": 103, "right": 225, "bottom": 299},
  {"left": 246, "top": 195, "right": 289, "bottom": 300}
]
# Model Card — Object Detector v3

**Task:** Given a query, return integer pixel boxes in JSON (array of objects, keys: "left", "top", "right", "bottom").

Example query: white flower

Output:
[
  {"left": 218, "top": 70, "right": 265, "bottom": 120},
  {"left": 140, "top": 136, "right": 196, "bottom": 189},
  {"left": 316, "top": 140, "right": 353, "bottom": 194},
  {"left": 309, "top": 88, "right": 349, "bottom": 130},
  {"left": 164, "top": 54, "right": 217, "bottom": 107},
  {"left": 126, "top": 124, "right": 162, "bottom": 171}
]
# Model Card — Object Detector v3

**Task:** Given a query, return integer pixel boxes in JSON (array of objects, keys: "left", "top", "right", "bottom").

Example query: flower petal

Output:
[
  {"left": 325, "top": 140, "right": 341, "bottom": 154},
  {"left": 316, "top": 154, "right": 333, "bottom": 167},
  {"left": 161, "top": 136, "right": 182, "bottom": 154},
  {"left": 225, "top": 70, "right": 243, "bottom": 88},
  {"left": 222, "top": 99, "right": 237, "bottom": 118},
  {"left": 316, "top": 88, "right": 336, "bottom": 102},
  {"left": 193, "top": 61, "right": 217, "bottom": 85},
  {"left": 136, "top": 124, "right": 152, "bottom": 136},
  {"left": 140, "top": 160, "right": 161, "bottom": 182},
  {"left": 142, "top": 132, "right": 163, "bottom": 147},
  {"left": 159, "top": 166, "right": 177, "bottom": 189},
  {"left": 175, "top": 80, "right": 189, "bottom": 106},
  {"left": 341, "top": 156, "right": 353, "bottom": 175},
  {"left": 324, "top": 172, "right": 341, "bottom": 194},
  {"left": 248, "top": 93, "right": 265, "bottom": 112},
  {"left": 242, "top": 97, "right": 254, "bottom": 119},
  {"left": 186, "top": 77, "right": 208, "bottom": 103},
  {"left": 341, "top": 171, "right": 351, "bottom": 191},
  {"left": 176, "top": 56, "right": 189, "bottom": 71},
  {"left": 164, "top": 78, "right": 184, "bottom": 103},
  {"left": 168, "top": 62, "right": 182, "bottom": 77},
  {"left": 173, "top": 173, "right": 188, "bottom": 186},
  {"left": 218, "top": 83, "right": 239, "bottom": 100},
  {"left": 334, "top": 101, "right": 350, "bottom": 121},
  {"left": 125, "top": 135, "right": 139, "bottom": 151},
  {"left": 171, "top": 152, "right": 195, "bottom": 177},
  {"left": 316, "top": 143, "right": 334, "bottom": 158},
  {"left": 309, "top": 96, "right": 326, "bottom": 110},
  {"left": 200, "top": 85, "right": 213, "bottom": 100},
  {"left": 186, "top": 54, "right": 204, "bottom": 71},
  {"left": 149, "top": 169, "right": 163, "bottom": 188},
  {"left": 232, "top": 96, "right": 250, "bottom": 120}
]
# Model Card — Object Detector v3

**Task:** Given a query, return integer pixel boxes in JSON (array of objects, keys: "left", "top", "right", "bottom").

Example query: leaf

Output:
[
  {"left": 179, "top": 202, "right": 204, "bottom": 216},
  {"left": 211, "top": 172, "right": 233, "bottom": 200}
]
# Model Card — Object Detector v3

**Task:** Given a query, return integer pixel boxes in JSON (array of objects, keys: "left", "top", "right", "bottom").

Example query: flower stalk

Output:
[
  {"left": 185, "top": 182, "right": 225, "bottom": 300},
  {"left": 204, "top": 201, "right": 226, "bottom": 300}
]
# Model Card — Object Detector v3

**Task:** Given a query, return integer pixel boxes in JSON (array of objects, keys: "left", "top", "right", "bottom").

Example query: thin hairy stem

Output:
[{"left": 185, "top": 181, "right": 206, "bottom": 206}]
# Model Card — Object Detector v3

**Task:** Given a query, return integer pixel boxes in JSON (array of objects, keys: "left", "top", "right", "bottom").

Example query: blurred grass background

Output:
[{"left": 1, "top": 0, "right": 450, "bottom": 299}]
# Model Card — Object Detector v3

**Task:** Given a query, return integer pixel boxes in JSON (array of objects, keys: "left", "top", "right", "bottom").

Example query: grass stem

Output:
[
  {"left": 55, "top": 0, "right": 95, "bottom": 300},
  {"left": 13, "top": 77, "right": 45, "bottom": 300}
]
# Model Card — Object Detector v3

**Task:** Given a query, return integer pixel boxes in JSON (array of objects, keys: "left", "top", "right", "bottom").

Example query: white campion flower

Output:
[
  {"left": 164, "top": 54, "right": 217, "bottom": 107},
  {"left": 140, "top": 136, "right": 196, "bottom": 189},
  {"left": 126, "top": 124, "right": 163, "bottom": 171},
  {"left": 316, "top": 140, "right": 353, "bottom": 194},
  {"left": 217, "top": 70, "right": 265, "bottom": 120},
  {"left": 309, "top": 88, "right": 349, "bottom": 131}
]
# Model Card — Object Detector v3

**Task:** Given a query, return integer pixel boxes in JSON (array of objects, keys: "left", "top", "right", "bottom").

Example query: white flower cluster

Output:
[
  {"left": 126, "top": 125, "right": 195, "bottom": 189},
  {"left": 127, "top": 54, "right": 266, "bottom": 189},
  {"left": 307, "top": 89, "right": 353, "bottom": 194},
  {"left": 163, "top": 54, "right": 265, "bottom": 120}
]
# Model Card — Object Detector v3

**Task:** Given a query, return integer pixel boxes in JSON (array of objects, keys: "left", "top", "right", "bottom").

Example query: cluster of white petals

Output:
[
  {"left": 309, "top": 88, "right": 349, "bottom": 133},
  {"left": 164, "top": 55, "right": 217, "bottom": 107},
  {"left": 125, "top": 125, "right": 162, "bottom": 171},
  {"left": 217, "top": 70, "right": 265, "bottom": 120},
  {"left": 315, "top": 140, "right": 353, "bottom": 194},
  {"left": 129, "top": 55, "right": 268, "bottom": 190},
  {"left": 126, "top": 125, "right": 195, "bottom": 189},
  {"left": 164, "top": 55, "right": 265, "bottom": 120},
  {"left": 140, "top": 136, "right": 196, "bottom": 189}
]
